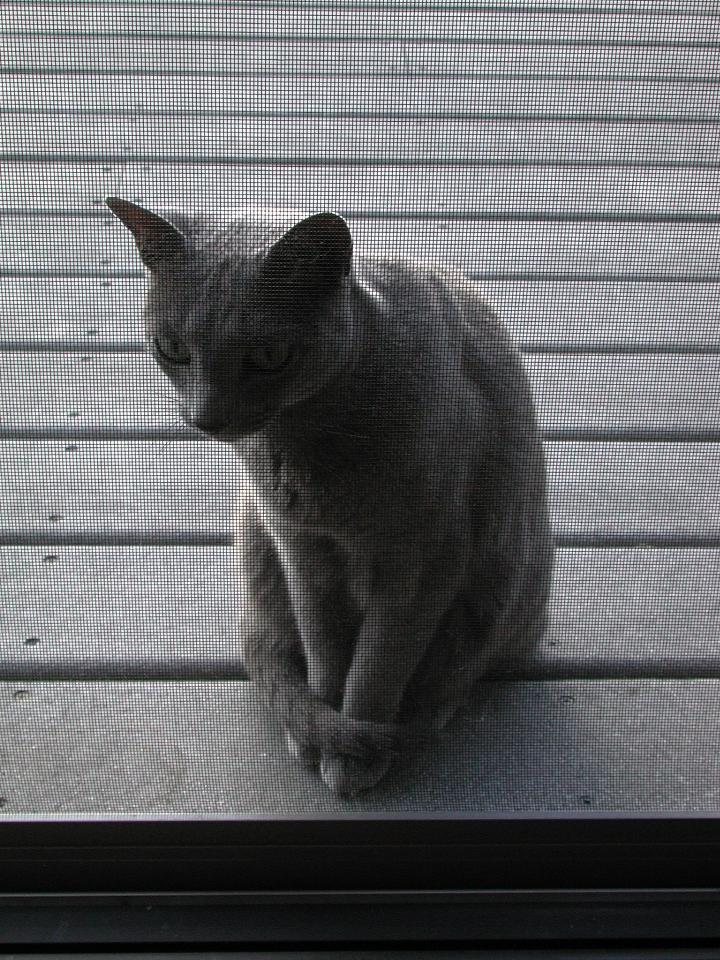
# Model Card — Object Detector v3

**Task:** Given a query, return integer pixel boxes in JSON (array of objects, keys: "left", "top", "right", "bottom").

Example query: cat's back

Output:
[{"left": 353, "top": 254, "right": 535, "bottom": 422}]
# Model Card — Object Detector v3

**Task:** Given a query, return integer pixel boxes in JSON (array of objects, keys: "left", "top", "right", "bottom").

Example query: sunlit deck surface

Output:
[{"left": 2, "top": 0, "right": 720, "bottom": 814}]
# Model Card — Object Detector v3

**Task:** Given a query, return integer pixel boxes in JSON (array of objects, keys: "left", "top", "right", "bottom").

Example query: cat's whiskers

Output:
[{"left": 158, "top": 416, "right": 189, "bottom": 454}]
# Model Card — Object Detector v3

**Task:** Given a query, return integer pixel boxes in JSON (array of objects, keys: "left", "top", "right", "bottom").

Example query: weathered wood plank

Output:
[
  {"left": 3, "top": 76, "right": 717, "bottom": 119},
  {"left": 1, "top": 677, "right": 719, "bottom": 813},
  {"left": 92, "top": 2, "right": 720, "bottom": 9},
  {"left": 0, "top": 546, "right": 241, "bottom": 680},
  {"left": 6, "top": 162, "right": 720, "bottom": 218},
  {"left": 1, "top": 441, "right": 718, "bottom": 545},
  {"left": 127, "top": 163, "right": 720, "bottom": 217},
  {"left": 2, "top": 353, "right": 719, "bottom": 440},
  {"left": 5, "top": 36, "right": 719, "bottom": 80},
  {"left": 4, "top": 116, "right": 718, "bottom": 167},
  {"left": 409, "top": 40, "right": 720, "bottom": 79},
  {"left": 0, "top": 165, "right": 122, "bottom": 212},
  {"left": 3, "top": 218, "right": 718, "bottom": 280},
  {"left": 4, "top": 278, "right": 720, "bottom": 351},
  {"left": 2, "top": 547, "right": 718, "bottom": 680},
  {"left": 482, "top": 280, "right": 720, "bottom": 349},
  {"left": 4, "top": 38, "right": 409, "bottom": 75},
  {"left": 4, "top": 4, "right": 719, "bottom": 44}
]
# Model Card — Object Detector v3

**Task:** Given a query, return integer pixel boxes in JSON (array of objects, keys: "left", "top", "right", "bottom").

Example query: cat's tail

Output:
[
  {"left": 279, "top": 682, "right": 434, "bottom": 760},
  {"left": 241, "top": 633, "right": 433, "bottom": 759}
]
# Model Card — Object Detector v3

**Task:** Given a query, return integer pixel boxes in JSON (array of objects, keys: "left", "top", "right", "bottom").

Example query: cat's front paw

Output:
[{"left": 320, "top": 752, "right": 394, "bottom": 798}]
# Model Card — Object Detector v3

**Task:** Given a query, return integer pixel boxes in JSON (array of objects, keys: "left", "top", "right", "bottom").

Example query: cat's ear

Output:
[
  {"left": 105, "top": 198, "right": 186, "bottom": 272},
  {"left": 262, "top": 213, "right": 353, "bottom": 289}
]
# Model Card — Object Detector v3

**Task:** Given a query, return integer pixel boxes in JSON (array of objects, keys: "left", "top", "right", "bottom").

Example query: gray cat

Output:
[{"left": 107, "top": 198, "right": 555, "bottom": 797}]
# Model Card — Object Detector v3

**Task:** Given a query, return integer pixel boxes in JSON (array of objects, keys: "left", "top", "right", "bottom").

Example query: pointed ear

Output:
[
  {"left": 106, "top": 198, "right": 185, "bottom": 272},
  {"left": 262, "top": 213, "right": 353, "bottom": 289}
]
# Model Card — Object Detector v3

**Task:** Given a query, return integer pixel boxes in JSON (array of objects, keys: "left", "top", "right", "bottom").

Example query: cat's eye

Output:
[
  {"left": 245, "top": 342, "right": 292, "bottom": 372},
  {"left": 153, "top": 334, "right": 191, "bottom": 365}
]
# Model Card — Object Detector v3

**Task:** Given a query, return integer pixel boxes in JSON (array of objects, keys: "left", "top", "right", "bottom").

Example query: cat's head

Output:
[{"left": 106, "top": 198, "right": 356, "bottom": 441}]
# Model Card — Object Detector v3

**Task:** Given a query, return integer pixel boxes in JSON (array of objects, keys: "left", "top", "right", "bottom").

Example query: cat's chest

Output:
[{"left": 235, "top": 440, "right": 363, "bottom": 533}]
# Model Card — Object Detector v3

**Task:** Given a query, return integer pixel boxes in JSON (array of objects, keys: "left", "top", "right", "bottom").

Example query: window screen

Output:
[{"left": 1, "top": 0, "right": 719, "bottom": 816}]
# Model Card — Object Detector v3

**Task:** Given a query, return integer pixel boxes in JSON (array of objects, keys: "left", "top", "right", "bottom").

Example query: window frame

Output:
[{"left": 2, "top": 814, "right": 720, "bottom": 946}]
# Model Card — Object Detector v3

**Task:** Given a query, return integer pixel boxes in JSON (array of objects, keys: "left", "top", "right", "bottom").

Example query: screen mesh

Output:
[{"left": 1, "top": 0, "right": 719, "bottom": 815}]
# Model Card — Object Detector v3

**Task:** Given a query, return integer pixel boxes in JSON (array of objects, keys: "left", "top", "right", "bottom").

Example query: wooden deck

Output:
[{"left": 1, "top": 0, "right": 719, "bottom": 815}]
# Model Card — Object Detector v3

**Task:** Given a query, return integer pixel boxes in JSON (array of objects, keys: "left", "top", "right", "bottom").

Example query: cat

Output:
[{"left": 107, "top": 197, "right": 555, "bottom": 797}]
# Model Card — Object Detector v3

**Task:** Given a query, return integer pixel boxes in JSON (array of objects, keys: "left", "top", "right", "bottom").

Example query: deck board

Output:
[
  {"left": 6, "top": 161, "right": 720, "bottom": 217},
  {"left": 2, "top": 352, "right": 719, "bottom": 441},
  {"left": 6, "top": 36, "right": 720, "bottom": 79},
  {"left": 1, "top": 441, "right": 719, "bottom": 544},
  {"left": 4, "top": 75, "right": 718, "bottom": 118},
  {"left": 1, "top": 677, "right": 719, "bottom": 813},
  {"left": 1, "top": 546, "right": 719, "bottom": 681},
  {"left": 3, "top": 278, "right": 720, "bottom": 351},
  {"left": 3, "top": 218, "right": 718, "bottom": 280},
  {"left": 4, "top": 117, "right": 718, "bottom": 166},
  {"left": 4, "top": 4, "right": 719, "bottom": 43}
]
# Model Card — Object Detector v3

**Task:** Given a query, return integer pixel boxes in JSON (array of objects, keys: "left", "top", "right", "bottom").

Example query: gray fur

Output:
[{"left": 107, "top": 199, "right": 555, "bottom": 796}]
